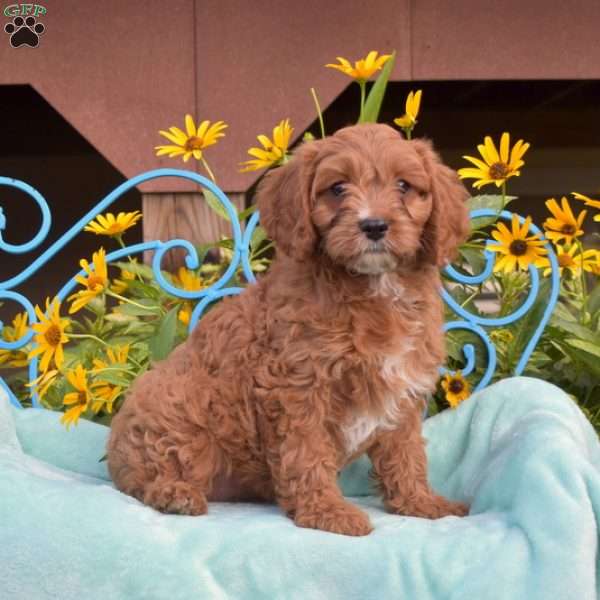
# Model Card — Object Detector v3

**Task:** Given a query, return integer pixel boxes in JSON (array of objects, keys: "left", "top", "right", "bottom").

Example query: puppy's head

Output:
[{"left": 256, "top": 123, "right": 470, "bottom": 273}]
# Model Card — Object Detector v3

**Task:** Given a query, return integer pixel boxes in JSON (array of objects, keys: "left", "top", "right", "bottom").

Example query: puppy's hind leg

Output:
[
  {"left": 108, "top": 366, "right": 224, "bottom": 516},
  {"left": 141, "top": 429, "right": 223, "bottom": 515}
]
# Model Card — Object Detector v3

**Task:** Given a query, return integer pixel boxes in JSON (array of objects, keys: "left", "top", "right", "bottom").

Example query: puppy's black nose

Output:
[{"left": 359, "top": 219, "right": 389, "bottom": 241}]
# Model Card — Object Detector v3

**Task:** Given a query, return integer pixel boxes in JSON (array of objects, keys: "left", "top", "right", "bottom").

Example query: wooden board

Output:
[{"left": 142, "top": 192, "right": 245, "bottom": 271}]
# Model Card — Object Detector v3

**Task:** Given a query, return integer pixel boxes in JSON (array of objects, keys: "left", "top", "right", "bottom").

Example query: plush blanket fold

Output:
[{"left": 1, "top": 377, "right": 598, "bottom": 600}]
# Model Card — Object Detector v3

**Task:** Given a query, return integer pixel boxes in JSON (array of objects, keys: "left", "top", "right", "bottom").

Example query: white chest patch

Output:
[{"left": 342, "top": 400, "right": 402, "bottom": 455}]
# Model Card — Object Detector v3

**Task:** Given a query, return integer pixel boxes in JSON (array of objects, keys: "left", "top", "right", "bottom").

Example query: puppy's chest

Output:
[{"left": 338, "top": 332, "right": 435, "bottom": 457}]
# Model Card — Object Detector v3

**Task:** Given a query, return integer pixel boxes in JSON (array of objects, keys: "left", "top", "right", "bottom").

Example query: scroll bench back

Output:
[{"left": 0, "top": 169, "right": 559, "bottom": 409}]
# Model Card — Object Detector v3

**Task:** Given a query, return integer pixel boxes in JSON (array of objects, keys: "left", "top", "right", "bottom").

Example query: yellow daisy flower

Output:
[
  {"left": 589, "top": 254, "right": 600, "bottom": 276},
  {"left": 68, "top": 248, "right": 109, "bottom": 314},
  {"left": 393, "top": 90, "right": 422, "bottom": 131},
  {"left": 178, "top": 305, "right": 193, "bottom": 326},
  {"left": 111, "top": 263, "right": 137, "bottom": 295},
  {"left": 173, "top": 267, "right": 204, "bottom": 291},
  {"left": 61, "top": 364, "right": 91, "bottom": 428},
  {"left": 28, "top": 298, "right": 69, "bottom": 373},
  {"left": 572, "top": 192, "right": 600, "bottom": 222},
  {"left": 458, "top": 132, "right": 530, "bottom": 189},
  {"left": 91, "top": 345, "right": 129, "bottom": 414},
  {"left": 488, "top": 215, "right": 548, "bottom": 273},
  {"left": 84, "top": 211, "right": 142, "bottom": 237},
  {"left": 537, "top": 244, "right": 599, "bottom": 277},
  {"left": 172, "top": 267, "right": 205, "bottom": 325},
  {"left": 325, "top": 51, "right": 391, "bottom": 82},
  {"left": 26, "top": 368, "right": 59, "bottom": 402},
  {"left": 92, "top": 344, "right": 130, "bottom": 371},
  {"left": 155, "top": 115, "right": 228, "bottom": 163},
  {"left": 0, "top": 312, "right": 29, "bottom": 368},
  {"left": 239, "top": 119, "right": 294, "bottom": 173},
  {"left": 543, "top": 197, "right": 586, "bottom": 245},
  {"left": 441, "top": 372, "right": 471, "bottom": 408},
  {"left": 91, "top": 384, "right": 122, "bottom": 415}
]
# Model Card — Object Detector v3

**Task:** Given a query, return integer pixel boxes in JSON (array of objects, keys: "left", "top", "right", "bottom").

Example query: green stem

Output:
[
  {"left": 93, "top": 366, "right": 138, "bottom": 378},
  {"left": 404, "top": 127, "right": 413, "bottom": 140},
  {"left": 358, "top": 81, "right": 366, "bottom": 122},
  {"left": 460, "top": 289, "right": 480, "bottom": 309},
  {"left": 310, "top": 87, "right": 326, "bottom": 138},
  {"left": 105, "top": 290, "right": 160, "bottom": 312},
  {"left": 114, "top": 235, "right": 144, "bottom": 283},
  {"left": 68, "top": 333, "right": 110, "bottom": 348},
  {"left": 125, "top": 353, "right": 145, "bottom": 371},
  {"left": 201, "top": 157, "right": 217, "bottom": 183},
  {"left": 251, "top": 241, "right": 275, "bottom": 260},
  {"left": 575, "top": 239, "right": 588, "bottom": 323}
]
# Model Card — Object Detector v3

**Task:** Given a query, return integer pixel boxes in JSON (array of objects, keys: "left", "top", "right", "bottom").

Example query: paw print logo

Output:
[{"left": 4, "top": 16, "right": 45, "bottom": 48}]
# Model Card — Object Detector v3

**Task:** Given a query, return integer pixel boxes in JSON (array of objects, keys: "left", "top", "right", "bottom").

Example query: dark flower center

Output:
[
  {"left": 448, "top": 379, "right": 464, "bottom": 394},
  {"left": 184, "top": 136, "right": 203, "bottom": 151},
  {"left": 87, "top": 274, "right": 105, "bottom": 291},
  {"left": 44, "top": 324, "right": 62, "bottom": 347},
  {"left": 509, "top": 240, "right": 528, "bottom": 256},
  {"left": 489, "top": 162, "right": 510, "bottom": 180},
  {"left": 78, "top": 391, "right": 88, "bottom": 405},
  {"left": 561, "top": 224, "right": 576, "bottom": 235},
  {"left": 558, "top": 254, "right": 575, "bottom": 267}
]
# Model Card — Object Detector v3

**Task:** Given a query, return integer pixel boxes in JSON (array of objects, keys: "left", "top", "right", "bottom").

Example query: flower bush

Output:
[{"left": 1, "top": 50, "right": 599, "bottom": 431}]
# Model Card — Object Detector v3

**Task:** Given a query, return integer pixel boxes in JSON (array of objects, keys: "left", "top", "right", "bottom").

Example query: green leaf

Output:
[
  {"left": 588, "top": 283, "right": 600, "bottom": 315},
  {"left": 104, "top": 312, "right": 137, "bottom": 325},
  {"left": 92, "top": 370, "right": 131, "bottom": 387},
  {"left": 556, "top": 342, "right": 600, "bottom": 379},
  {"left": 564, "top": 338, "right": 600, "bottom": 359},
  {"left": 505, "top": 278, "right": 551, "bottom": 371},
  {"left": 113, "top": 299, "right": 161, "bottom": 317},
  {"left": 359, "top": 50, "right": 396, "bottom": 123},
  {"left": 125, "top": 280, "right": 161, "bottom": 300},
  {"left": 250, "top": 225, "right": 268, "bottom": 253},
  {"left": 122, "top": 321, "right": 156, "bottom": 336},
  {"left": 203, "top": 188, "right": 231, "bottom": 222},
  {"left": 552, "top": 302, "right": 578, "bottom": 323},
  {"left": 112, "top": 261, "right": 156, "bottom": 280},
  {"left": 458, "top": 246, "right": 487, "bottom": 275},
  {"left": 445, "top": 329, "right": 487, "bottom": 366},
  {"left": 237, "top": 204, "right": 257, "bottom": 221},
  {"left": 550, "top": 317, "right": 600, "bottom": 345},
  {"left": 149, "top": 307, "right": 179, "bottom": 362},
  {"left": 466, "top": 195, "right": 517, "bottom": 230},
  {"left": 215, "top": 238, "right": 234, "bottom": 250}
]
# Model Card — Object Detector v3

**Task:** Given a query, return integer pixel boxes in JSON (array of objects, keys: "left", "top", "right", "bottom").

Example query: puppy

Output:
[{"left": 107, "top": 123, "right": 471, "bottom": 536}]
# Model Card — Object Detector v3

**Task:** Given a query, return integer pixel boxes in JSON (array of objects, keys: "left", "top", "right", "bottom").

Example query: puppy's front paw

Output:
[
  {"left": 295, "top": 501, "right": 373, "bottom": 536},
  {"left": 389, "top": 495, "right": 469, "bottom": 519},
  {"left": 443, "top": 500, "right": 469, "bottom": 517},
  {"left": 143, "top": 481, "right": 208, "bottom": 516}
]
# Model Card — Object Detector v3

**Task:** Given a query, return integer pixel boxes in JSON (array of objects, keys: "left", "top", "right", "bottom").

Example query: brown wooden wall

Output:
[{"left": 1, "top": 0, "right": 599, "bottom": 194}]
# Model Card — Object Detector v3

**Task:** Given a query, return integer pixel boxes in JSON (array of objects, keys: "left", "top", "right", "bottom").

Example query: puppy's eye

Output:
[
  {"left": 330, "top": 182, "right": 346, "bottom": 198},
  {"left": 397, "top": 179, "right": 411, "bottom": 194}
]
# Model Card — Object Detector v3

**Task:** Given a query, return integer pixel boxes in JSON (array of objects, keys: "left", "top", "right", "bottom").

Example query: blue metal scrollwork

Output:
[
  {"left": 441, "top": 208, "right": 560, "bottom": 391},
  {"left": 0, "top": 174, "right": 559, "bottom": 410}
]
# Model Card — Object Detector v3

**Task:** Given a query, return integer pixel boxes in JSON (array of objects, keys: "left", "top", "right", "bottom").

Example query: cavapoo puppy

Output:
[{"left": 107, "top": 123, "right": 470, "bottom": 536}]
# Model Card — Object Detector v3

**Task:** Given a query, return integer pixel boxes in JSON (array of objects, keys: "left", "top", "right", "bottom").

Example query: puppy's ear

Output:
[
  {"left": 413, "top": 139, "right": 471, "bottom": 267},
  {"left": 255, "top": 142, "right": 321, "bottom": 261}
]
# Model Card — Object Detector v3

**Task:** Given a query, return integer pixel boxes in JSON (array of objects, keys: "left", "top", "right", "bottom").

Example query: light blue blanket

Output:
[{"left": 0, "top": 377, "right": 598, "bottom": 599}]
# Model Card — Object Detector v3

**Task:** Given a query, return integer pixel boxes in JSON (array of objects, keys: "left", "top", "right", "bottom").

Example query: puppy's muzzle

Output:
[{"left": 359, "top": 218, "right": 389, "bottom": 241}]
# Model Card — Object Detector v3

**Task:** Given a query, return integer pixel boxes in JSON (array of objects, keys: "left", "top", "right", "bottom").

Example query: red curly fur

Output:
[{"left": 107, "top": 124, "right": 471, "bottom": 536}]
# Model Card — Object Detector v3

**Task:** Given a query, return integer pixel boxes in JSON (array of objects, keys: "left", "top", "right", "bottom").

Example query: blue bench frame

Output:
[{"left": 0, "top": 169, "right": 560, "bottom": 410}]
